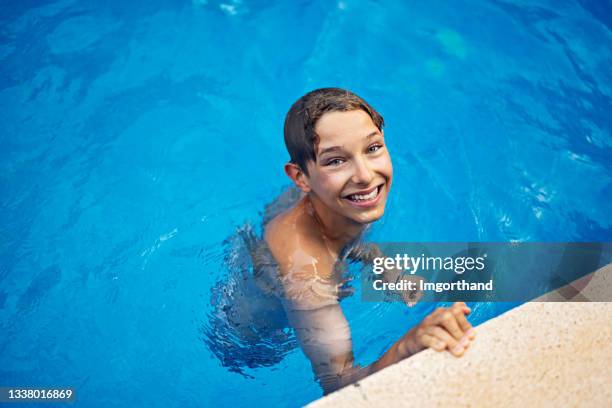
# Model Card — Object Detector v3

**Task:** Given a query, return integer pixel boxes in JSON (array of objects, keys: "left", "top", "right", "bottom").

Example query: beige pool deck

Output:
[{"left": 308, "top": 264, "right": 612, "bottom": 408}]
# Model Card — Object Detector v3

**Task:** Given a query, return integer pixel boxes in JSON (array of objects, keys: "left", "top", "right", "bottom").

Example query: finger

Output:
[
  {"left": 452, "top": 301, "right": 471, "bottom": 315},
  {"left": 435, "top": 309, "right": 465, "bottom": 341},
  {"left": 420, "top": 334, "right": 446, "bottom": 352},
  {"left": 428, "top": 326, "right": 463, "bottom": 356},
  {"left": 452, "top": 305, "right": 473, "bottom": 335},
  {"left": 450, "top": 303, "right": 476, "bottom": 339}
]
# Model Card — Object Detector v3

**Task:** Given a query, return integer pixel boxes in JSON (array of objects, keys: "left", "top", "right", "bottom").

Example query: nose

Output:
[{"left": 351, "top": 157, "right": 374, "bottom": 185}]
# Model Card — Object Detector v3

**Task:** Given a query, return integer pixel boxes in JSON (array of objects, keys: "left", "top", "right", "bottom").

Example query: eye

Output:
[
  {"left": 368, "top": 143, "right": 383, "bottom": 153},
  {"left": 325, "top": 158, "right": 345, "bottom": 167}
]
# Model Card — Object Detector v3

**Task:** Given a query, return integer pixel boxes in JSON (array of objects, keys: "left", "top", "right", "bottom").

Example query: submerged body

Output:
[{"left": 263, "top": 190, "right": 380, "bottom": 393}]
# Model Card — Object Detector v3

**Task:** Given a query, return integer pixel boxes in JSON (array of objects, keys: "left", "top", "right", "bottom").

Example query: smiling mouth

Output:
[{"left": 343, "top": 184, "right": 384, "bottom": 205}]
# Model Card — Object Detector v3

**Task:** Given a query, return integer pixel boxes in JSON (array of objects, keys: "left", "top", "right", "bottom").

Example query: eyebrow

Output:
[{"left": 317, "top": 131, "right": 381, "bottom": 156}]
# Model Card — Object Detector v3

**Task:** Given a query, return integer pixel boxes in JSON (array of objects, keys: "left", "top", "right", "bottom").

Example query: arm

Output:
[
  {"left": 283, "top": 297, "right": 412, "bottom": 394},
  {"left": 283, "top": 291, "right": 476, "bottom": 395},
  {"left": 283, "top": 303, "right": 363, "bottom": 394},
  {"left": 278, "top": 255, "right": 475, "bottom": 395},
  {"left": 266, "top": 228, "right": 475, "bottom": 394},
  {"left": 273, "top": 243, "right": 386, "bottom": 394}
]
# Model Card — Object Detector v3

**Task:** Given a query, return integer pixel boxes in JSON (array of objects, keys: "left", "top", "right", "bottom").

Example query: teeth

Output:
[{"left": 348, "top": 187, "right": 378, "bottom": 202}]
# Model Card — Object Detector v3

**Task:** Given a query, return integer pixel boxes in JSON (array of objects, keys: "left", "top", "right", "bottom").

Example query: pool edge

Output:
[{"left": 307, "top": 264, "right": 612, "bottom": 407}]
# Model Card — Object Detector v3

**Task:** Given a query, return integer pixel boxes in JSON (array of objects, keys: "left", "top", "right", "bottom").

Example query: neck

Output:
[{"left": 307, "top": 193, "right": 366, "bottom": 248}]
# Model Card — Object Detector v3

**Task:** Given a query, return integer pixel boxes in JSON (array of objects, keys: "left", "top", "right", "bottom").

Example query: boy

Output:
[{"left": 262, "top": 88, "right": 475, "bottom": 394}]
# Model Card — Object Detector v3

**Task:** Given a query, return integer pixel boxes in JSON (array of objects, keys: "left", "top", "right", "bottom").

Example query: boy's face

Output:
[{"left": 304, "top": 109, "right": 393, "bottom": 225}]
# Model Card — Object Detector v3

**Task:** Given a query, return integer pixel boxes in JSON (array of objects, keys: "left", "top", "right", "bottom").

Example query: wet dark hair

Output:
[{"left": 283, "top": 87, "right": 385, "bottom": 175}]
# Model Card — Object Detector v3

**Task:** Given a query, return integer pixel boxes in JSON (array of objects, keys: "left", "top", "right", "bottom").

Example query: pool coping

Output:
[{"left": 307, "top": 263, "right": 612, "bottom": 407}]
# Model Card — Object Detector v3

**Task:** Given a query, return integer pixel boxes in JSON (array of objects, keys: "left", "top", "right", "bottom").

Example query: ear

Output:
[{"left": 284, "top": 162, "right": 311, "bottom": 193}]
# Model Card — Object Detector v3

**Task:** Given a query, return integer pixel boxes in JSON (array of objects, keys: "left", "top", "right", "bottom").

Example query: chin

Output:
[{"left": 348, "top": 207, "right": 386, "bottom": 225}]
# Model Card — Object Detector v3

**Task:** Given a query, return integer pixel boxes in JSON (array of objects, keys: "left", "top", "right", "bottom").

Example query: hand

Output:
[{"left": 401, "top": 302, "right": 475, "bottom": 357}]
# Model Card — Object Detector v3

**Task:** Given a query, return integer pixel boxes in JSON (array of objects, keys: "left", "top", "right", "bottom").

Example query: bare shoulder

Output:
[{"left": 264, "top": 200, "right": 335, "bottom": 279}]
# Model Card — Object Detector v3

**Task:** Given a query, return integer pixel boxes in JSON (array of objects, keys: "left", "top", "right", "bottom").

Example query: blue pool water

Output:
[{"left": 1, "top": 0, "right": 611, "bottom": 406}]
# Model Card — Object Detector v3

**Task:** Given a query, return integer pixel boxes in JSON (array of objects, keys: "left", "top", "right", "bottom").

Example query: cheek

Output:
[
  {"left": 313, "top": 172, "right": 347, "bottom": 197},
  {"left": 384, "top": 153, "right": 393, "bottom": 179},
  {"left": 374, "top": 154, "right": 393, "bottom": 176}
]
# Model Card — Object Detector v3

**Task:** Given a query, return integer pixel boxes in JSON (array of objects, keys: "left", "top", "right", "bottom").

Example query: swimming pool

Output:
[{"left": 1, "top": 0, "right": 610, "bottom": 406}]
